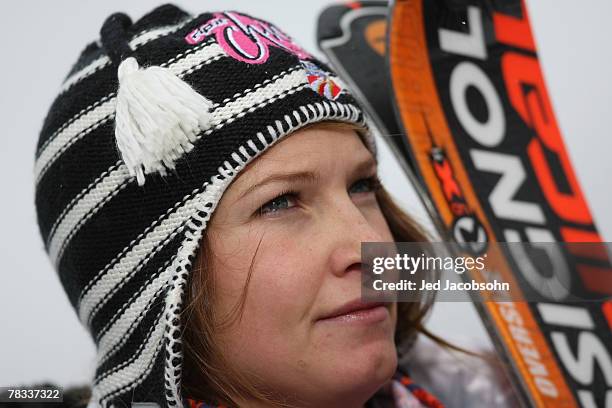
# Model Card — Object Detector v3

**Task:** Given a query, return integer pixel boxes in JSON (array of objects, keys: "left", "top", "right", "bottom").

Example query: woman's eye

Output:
[
  {"left": 349, "top": 177, "right": 380, "bottom": 195},
  {"left": 259, "top": 193, "right": 297, "bottom": 216}
]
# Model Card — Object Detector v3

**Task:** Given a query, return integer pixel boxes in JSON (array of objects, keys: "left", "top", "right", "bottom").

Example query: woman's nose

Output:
[{"left": 326, "top": 196, "right": 385, "bottom": 278}]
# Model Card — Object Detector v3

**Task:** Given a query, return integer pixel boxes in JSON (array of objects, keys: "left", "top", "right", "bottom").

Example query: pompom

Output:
[{"left": 114, "top": 57, "right": 213, "bottom": 185}]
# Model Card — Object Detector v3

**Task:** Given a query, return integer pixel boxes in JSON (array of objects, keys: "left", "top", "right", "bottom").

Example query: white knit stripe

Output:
[
  {"left": 129, "top": 19, "right": 192, "bottom": 48},
  {"left": 34, "top": 42, "right": 226, "bottom": 185},
  {"left": 60, "top": 18, "right": 193, "bottom": 94},
  {"left": 48, "top": 165, "right": 131, "bottom": 264},
  {"left": 35, "top": 93, "right": 115, "bottom": 160},
  {"left": 46, "top": 162, "right": 123, "bottom": 245},
  {"left": 94, "top": 257, "right": 174, "bottom": 366},
  {"left": 34, "top": 100, "right": 116, "bottom": 184},
  {"left": 94, "top": 306, "right": 165, "bottom": 384},
  {"left": 93, "top": 306, "right": 166, "bottom": 404},
  {"left": 77, "top": 192, "right": 195, "bottom": 325},
  {"left": 61, "top": 56, "right": 111, "bottom": 94},
  {"left": 209, "top": 69, "right": 307, "bottom": 126}
]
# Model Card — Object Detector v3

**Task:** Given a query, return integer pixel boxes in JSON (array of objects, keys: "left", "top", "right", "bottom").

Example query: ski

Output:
[
  {"left": 388, "top": 1, "right": 612, "bottom": 407},
  {"left": 318, "top": 1, "right": 612, "bottom": 406}
]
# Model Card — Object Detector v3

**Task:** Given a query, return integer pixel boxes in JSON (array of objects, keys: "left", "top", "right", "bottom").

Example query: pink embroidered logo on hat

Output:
[{"left": 185, "top": 12, "right": 311, "bottom": 64}]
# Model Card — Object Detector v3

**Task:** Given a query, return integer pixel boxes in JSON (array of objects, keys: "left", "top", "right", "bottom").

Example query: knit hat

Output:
[{"left": 34, "top": 4, "right": 374, "bottom": 408}]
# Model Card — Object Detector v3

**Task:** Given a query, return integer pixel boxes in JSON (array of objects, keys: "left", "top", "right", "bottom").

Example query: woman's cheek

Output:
[
  {"left": 363, "top": 205, "right": 394, "bottom": 242},
  {"left": 253, "top": 235, "right": 323, "bottom": 318},
  {"left": 258, "top": 235, "right": 321, "bottom": 294}
]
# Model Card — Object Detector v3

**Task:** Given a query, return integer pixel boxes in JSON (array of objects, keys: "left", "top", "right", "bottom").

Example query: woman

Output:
[
  {"left": 179, "top": 121, "right": 437, "bottom": 408},
  {"left": 34, "top": 4, "right": 513, "bottom": 408}
]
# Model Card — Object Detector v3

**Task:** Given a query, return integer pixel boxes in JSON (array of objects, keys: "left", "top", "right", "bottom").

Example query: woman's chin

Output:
[
  {"left": 331, "top": 356, "right": 397, "bottom": 406},
  {"left": 312, "top": 338, "right": 398, "bottom": 397}
]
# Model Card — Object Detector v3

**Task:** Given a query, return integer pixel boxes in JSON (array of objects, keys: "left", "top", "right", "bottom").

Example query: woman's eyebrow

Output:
[
  {"left": 354, "top": 157, "right": 377, "bottom": 176},
  {"left": 238, "top": 171, "right": 320, "bottom": 200},
  {"left": 237, "top": 157, "right": 376, "bottom": 201}
]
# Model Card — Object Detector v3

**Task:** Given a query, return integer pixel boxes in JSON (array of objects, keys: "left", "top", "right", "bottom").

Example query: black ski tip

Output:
[
  {"left": 317, "top": 4, "right": 351, "bottom": 45},
  {"left": 317, "top": 1, "right": 390, "bottom": 46}
]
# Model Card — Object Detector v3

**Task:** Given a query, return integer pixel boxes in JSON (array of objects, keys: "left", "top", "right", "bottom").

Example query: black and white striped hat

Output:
[{"left": 34, "top": 4, "right": 374, "bottom": 408}]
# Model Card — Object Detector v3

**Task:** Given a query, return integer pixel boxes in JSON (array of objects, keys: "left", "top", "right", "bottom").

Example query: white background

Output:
[{"left": 0, "top": 0, "right": 610, "bottom": 387}]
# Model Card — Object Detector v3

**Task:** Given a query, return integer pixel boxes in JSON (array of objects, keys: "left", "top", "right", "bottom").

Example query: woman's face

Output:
[{"left": 207, "top": 125, "right": 397, "bottom": 407}]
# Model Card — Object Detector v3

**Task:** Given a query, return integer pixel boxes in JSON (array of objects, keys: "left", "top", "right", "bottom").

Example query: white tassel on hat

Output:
[{"left": 114, "top": 57, "right": 213, "bottom": 185}]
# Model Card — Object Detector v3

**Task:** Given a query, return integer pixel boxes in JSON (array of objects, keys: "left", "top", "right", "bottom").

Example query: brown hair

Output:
[{"left": 181, "top": 122, "right": 437, "bottom": 407}]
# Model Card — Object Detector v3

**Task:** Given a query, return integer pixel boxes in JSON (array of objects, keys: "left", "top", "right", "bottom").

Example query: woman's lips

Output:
[{"left": 317, "top": 300, "right": 390, "bottom": 324}]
